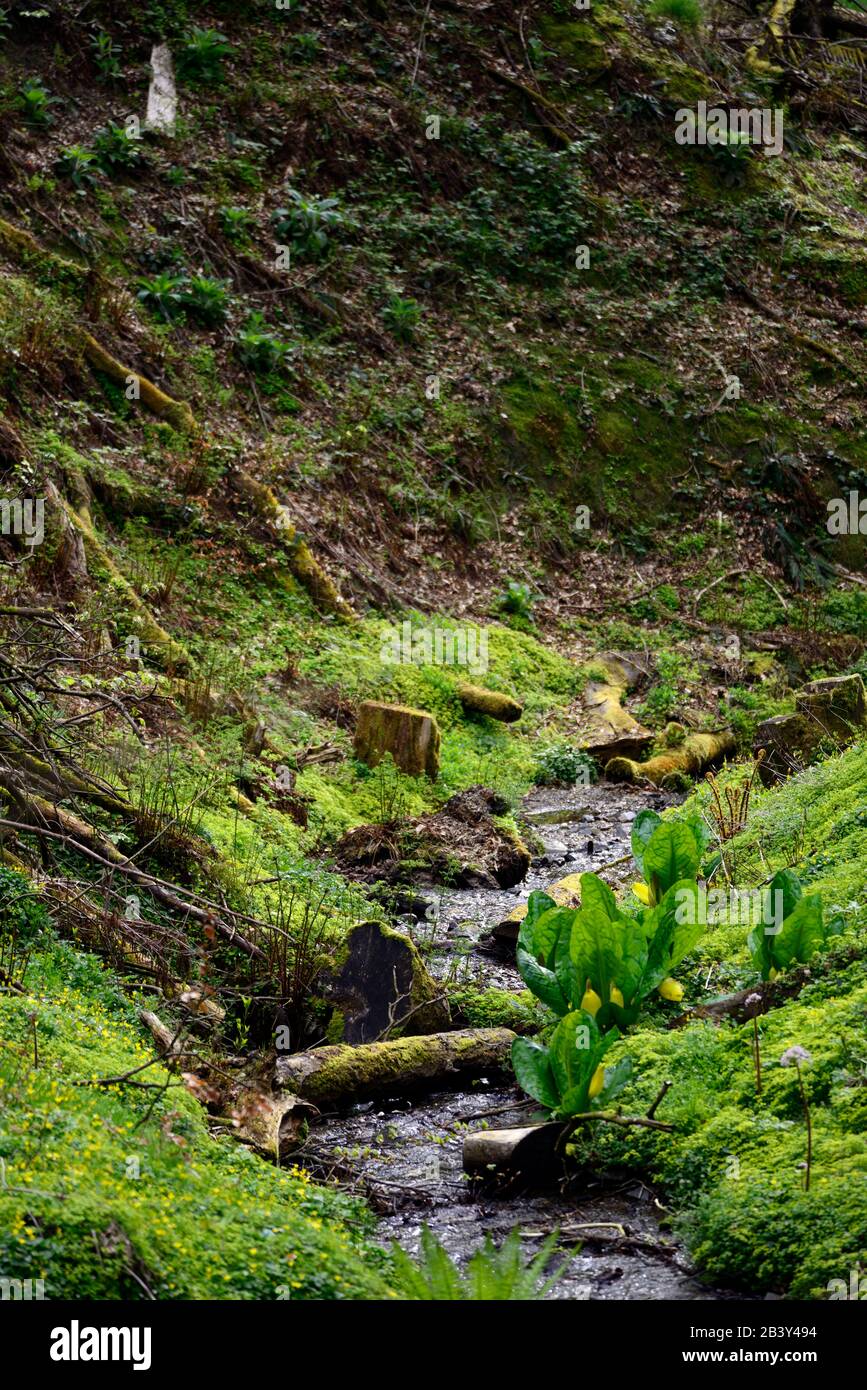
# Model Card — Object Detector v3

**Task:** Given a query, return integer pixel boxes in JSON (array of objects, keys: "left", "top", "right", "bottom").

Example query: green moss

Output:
[
  {"left": 0, "top": 925, "right": 393, "bottom": 1300},
  {"left": 450, "top": 987, "right": 542, "bottom": 1034}
]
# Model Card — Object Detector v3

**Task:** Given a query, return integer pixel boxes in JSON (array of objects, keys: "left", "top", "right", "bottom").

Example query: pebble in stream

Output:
[{"left": 302, "top": 782, "right": 737, "bottom": 1299}]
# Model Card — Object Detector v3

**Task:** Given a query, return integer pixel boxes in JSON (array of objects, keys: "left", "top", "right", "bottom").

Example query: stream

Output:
[{"left": 301, "top": 782, "right": 740, "bottom": 1300}]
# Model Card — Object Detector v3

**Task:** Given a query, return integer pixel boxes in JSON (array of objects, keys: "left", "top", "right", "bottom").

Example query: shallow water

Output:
[{"left": 299, "top": 782, "right": 741, "bottom": 1299}]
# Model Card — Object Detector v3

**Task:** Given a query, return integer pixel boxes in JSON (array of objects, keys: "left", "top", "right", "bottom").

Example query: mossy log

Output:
[
  {"left": 275, "top": 1027, "right": 516, "bottom": 1105},
  {"left": 225, "top": 1089, "right": 318, "bottom": 1162},
  {"left": 57, "top": 496, "right": 192, "bottom": 672},
  {"left": 457, "top": 683, "right": 523, "bottom": 722},
  {"left": 0, "top": 747, "right": 130, "bottom": 818},
  {"left": 354, "top": 699, "right": 441, "bottom": 778},
  {"left": 605, "top": 731, "right": 737, "bottom": 787},
  {"left": 0, "top": 217, "right": 87, "bottom": 289},
  {"left": 746, "top": 0, "right": 799, "bottom": 73},
  {"left": 0, "top": 787, "right": 264, "bottom": 959},
  {"left": 233, "top": 470, "right": 354, "bottom": 620},
  {"left": 493, "top": 871, "right": 582, "bottom": 943},
  {"left": 83, "top": 335, "right": 197, "bottom": 434}
]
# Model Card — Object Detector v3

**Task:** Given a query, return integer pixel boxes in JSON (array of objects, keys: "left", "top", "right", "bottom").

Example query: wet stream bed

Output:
[{"left": 299, "top": 783, "right": 740, "bottom": 1299}]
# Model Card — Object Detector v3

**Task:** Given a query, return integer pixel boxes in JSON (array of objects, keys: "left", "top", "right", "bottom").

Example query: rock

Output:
[
  {"left": 797, "top": 674, "right": 867, "bottom": 739},
  {"left": 577, "top": 652, "right": 654, "bottom": 763},
  {"left": 353, "top": 700, "right": 440, "bottom": 778},
  {"left": 320, "top": 920, "right": 449, "bottom": 1044},
  {"left": 457, "top": 683, "right": 523, "bottom": 722},
  {"left": 754, "top": 674, "right": 867, "bottom": 785},
  {"left": 494, "top": 870, "right": 582, "bottom": 943},
  {"left": 463, "top": 1122, "right": 568, "bottom": 1177},
  {"left": 753, "top": 713, "right": 816, "bottom": 786}
]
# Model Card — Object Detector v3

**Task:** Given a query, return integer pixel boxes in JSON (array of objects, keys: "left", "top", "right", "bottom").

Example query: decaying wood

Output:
[
  {"left": 275, "top": 1027, "right": 516, "bottom": 1105},
  {"left": 605, "top": 731, "right": 737, "bottom": 786}
]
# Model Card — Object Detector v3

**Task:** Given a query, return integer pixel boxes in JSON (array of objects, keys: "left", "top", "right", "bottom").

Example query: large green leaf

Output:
[
  {"left": 747, "top": 918, "right": 775, "bottom": 980},
  {"left": 772, "top": 894, "right": 830, "bottom": 971},
  {"left": 549, "top": 1009, "right": 596, "bottom": 1102},
  {"left": 631, "top": 809, "right": 661, "bottom": 875},
  {"left": 554, "top": 921, "right": 581, "bottom": 1011},
  {"left": 596, "top": 1055, "right": 633, "bottom": 1109},
  {"left": 579, "top": 871, "right": 619, "bottom": 923},
  {"left": 511, "top": 1037, "right": 560, "bottom": 1111},
  {"left": 763, "top": 868, "right": 803, "bottom": 932},
  {"left": 643, "top": 822, "right": 702, "bottom": 898},
  {"left": 516, "top": 945, "right": 569, "bottom": 1016},
  {"left": 569, "top": 907, "right": 623, "bottom": 998},
  {"left": 517, "top": 890, "right": 557, "bottom": 956},
  {"left": 642, "top": 880, "right": 706, "bottom": 992},
  {"left": 531, "top": 906, "right": 575, "bottom": 970}
]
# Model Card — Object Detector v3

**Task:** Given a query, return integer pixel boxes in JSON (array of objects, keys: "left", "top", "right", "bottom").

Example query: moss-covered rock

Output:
[{"left": 754, "top": 674, "right": 867, "bottom": 784}]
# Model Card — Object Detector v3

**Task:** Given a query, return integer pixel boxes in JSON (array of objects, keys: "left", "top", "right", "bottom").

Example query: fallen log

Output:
[
  {"left": 605, "top": 730, "right": 737, "bottom": 787},
  {"left": 224, "top": 1088, "right": 318, "bottom": 1163},
  {"left": 57, "top": 496, "right": 192, "bottom": 673},
  {"left": 83, "top": 335, "right": 196, "bottom": 434},
  {"left": 275, "top": 1027, "right": 516, "bottom": 1105},
  {"left": 463, "top": 1122, "right": 567, "bottom": 1177},
  {"left": 457, "top": 683, "right": 523, "bottom": 722},
  {"left": 233, "top": 471, "right": 354, "bottom": 620}
]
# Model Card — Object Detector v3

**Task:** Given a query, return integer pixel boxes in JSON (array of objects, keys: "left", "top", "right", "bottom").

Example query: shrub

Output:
[
  {"left": 136, "top": 272, "right": 188, "bottom": 322},
  {"left": 55, "top": 145, "right": 99, "bottom": 190},
  {"left": 15, "top": 77, "right": 59, "bottom": 128},
  {"left": 532, "top": 744, "right": 596, "bottom": 787},
  {"left": 649, "top": 0, "right": 703, "bottom": 27},
  {"left": 91, "top": 31, "right": 122, "bottom": 82},
  {"left": 495, "top": 580, "right": 536, "bottom": 621},
  {"left": 180, "top": 275, "right": 231, "bottom": 327},
  {"left": 218, "top": 205, "right": 255, "bottom": 242},
  {"left": 176, "top": 27, "right": 233, "bottom": 85},
  {"left": 390, "top": 1226, "right": 571, "bottom": 1300},
  {"left": 92, "top": 124, "right": 144, "bottom": 176},
  {"left": 271, "top": 189, "right": 346, "bottom": 259},
  {"left": 383, "top": 294, "right": 421, "bottom": 342},
  {"left": 232, "top": 312, "right": 295, "bottom": 373}
]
